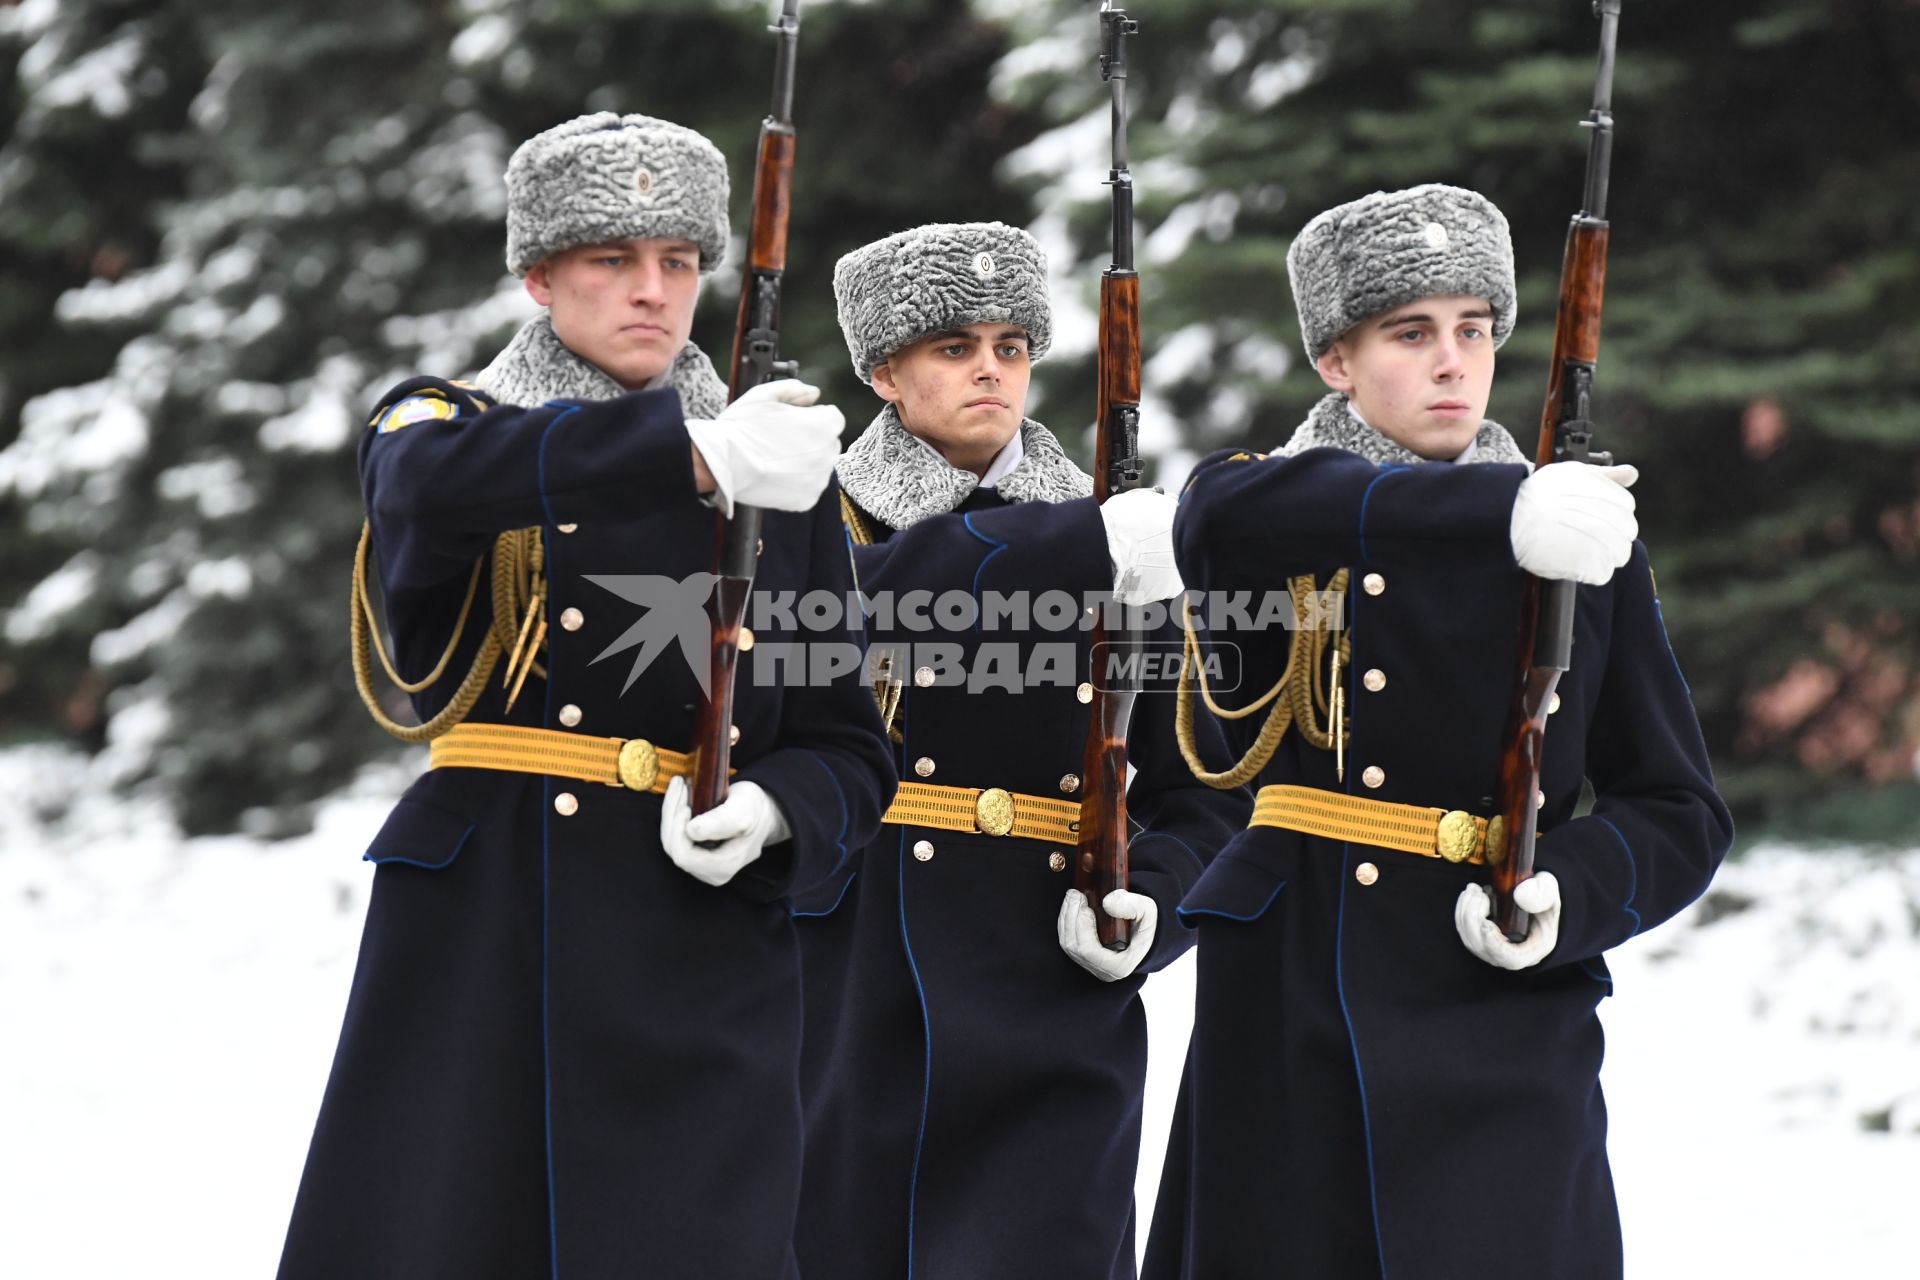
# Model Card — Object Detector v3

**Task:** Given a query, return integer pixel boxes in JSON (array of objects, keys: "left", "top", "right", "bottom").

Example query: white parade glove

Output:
[
  {"left": 658, "top": 775, "right": 792, "bottom": 888},
  {"left": 1509, "top": 462, "right": 1639, "bottom": 585},
  {"left": 684, "top": 379, "right": 844, "bottom": 516},
  {"left": 1057, "top": 888, "right": 1159, "bottom": 982},
  {"left": 1454, "top": 871, "right": 1562, "bottom": 971},
  {"left": 1100, "top": 488, "right": 1184, "bottom": 605}
]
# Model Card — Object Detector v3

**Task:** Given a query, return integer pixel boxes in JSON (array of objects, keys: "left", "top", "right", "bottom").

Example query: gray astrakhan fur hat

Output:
[
  {"left": 504, "top": 112, "right": 730, "bottom": 277},
  {"left": 832, "top": 221, "right": 1052, "bottom": 383},
  {"left": 1287, "top": 184, "right": 1516, "bottom": 362}
]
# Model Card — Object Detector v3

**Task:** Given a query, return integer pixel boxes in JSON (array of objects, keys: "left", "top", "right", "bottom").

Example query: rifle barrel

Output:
[
  {"left": 1581, "top": 2, "right": 1622, "bottom": 220},
  {"left": 770, "top": 1, "right": 800, "bottom": 121}
]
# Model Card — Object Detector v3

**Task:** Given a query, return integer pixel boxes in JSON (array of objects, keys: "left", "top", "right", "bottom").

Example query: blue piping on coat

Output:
[
  {"left": 362, "top": 822, "right": 475, "bottom": 869},
  {"left": 1175, "top": 877, "right": 1287, "bottom": 925},
  {"left": 1355, "top": 464, "right": 1408, "bottom": 565},
  {"left": 1335, "top": 843, "right": 1390, "bottom": 1278},
  {"left": 898, "top": 823, "right": 934, "bottom": 1279},
  {"left": 791, "top": 871, "right": 859, "bottom": 919},
  {"left": 1593, "top": 814, "right": 1641, "bottom": 936},
  {"left": 540, "top": 540, "right": 563, "bottom": 1279},
  {"left": 1334, "top": 596, "right": 1388, "bottom": 1276},
  {"left": 961, "top": 512, "right": 1009, "bottom": 630}
]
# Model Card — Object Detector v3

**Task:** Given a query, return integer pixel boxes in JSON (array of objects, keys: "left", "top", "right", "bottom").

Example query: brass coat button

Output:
[
  {"left": 1048, "top": 852, "right": 1068, "bottom": 872},
  {"left": 1355, "top": 861, "right": 1379, "bottom": 886},
  {"left": 1059, "top": 773, "right": 1081, "bottom": 794},
  {"left": 914, "top": 666, "right": 936, "bottom": 688},
  {"left": 1362, "top": 572, "right": 1386, "bottom": 596},
  {"left": 557, "top": 704, "right": 583, "bottom": 728},
  {"left": 1076, "top": 682, "right": 1094, "bottom": 704},
  {"left": 913, "top": 840, "right": 935, "bottom": 862},
  {"left": 554, "top": 792, "right": 579, "bottom": 817},
  {"left": 1537, "top": 789, "right": 1547, "bottom": 810},
  {"left": 1363, "top": 668, "right": 1387, "bottom": 692},
  {"left": 1549, "top": 692, "right": 1562, "bottom": 715},
  {"left": 1362, "top": 765, "right": 1386, "bottom": 789},
  {"left": 556, "top": 523, "right": 578, "bottom": 534},
  {"left": 914, "top": 757, "right": 936, "bottom": 778},
  {"left": 729, "top": 724, "right": 741, "bottom": 746},
  {"left": 738, "top": 627, "right": 754, "bottom": 652},
  {"left": 560, "top": 607, "right": 584, "bottom": 632}
]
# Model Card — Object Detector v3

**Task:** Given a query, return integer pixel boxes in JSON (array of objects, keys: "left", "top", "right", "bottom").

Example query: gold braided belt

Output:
[
  {"left": 882, "top": 782, "right": 1081, "bottom": 845},
  {"left": 1250, "top": 784, "right": 1501, "bottom": 866},
  {"left": 427, "top": 722, "right": 703, "bottom": 794}
]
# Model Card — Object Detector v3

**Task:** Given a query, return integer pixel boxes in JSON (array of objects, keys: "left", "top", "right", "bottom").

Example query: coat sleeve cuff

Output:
[
  {"left": 1532, "top": 816, "right": 1643, "bottom": 967},
  {"left": 732, "top": 747, "right": 861, "bottom": 901},
  {"left": 1126, "top": 830, "right": 1209, "bottom": 973}
]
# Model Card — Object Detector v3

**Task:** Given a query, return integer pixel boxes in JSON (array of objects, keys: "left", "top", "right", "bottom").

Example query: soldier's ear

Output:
[
  {"left": 1314, "top": 343, "right": 1354, "bottom": 394},
  {"left": 524, "top": 261, "right": 556, "bottom": 308},
  {"left": 870, "top": 359, "right": 904, "bottom": 404}
]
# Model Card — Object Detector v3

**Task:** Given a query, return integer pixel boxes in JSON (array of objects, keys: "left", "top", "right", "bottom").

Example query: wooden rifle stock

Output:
[
  {"left": 1077, "top": 270, "right": 1141, "bottom": 950},
  {"left": 1489, "top": 1, "right": 1623, "bottom": 939},
  {"left": 692, "top": 1, "right": 801, "bottom": 815}
]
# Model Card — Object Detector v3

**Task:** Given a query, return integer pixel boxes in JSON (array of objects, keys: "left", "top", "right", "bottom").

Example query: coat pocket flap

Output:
[
  {"left": 1175, "top": 853, "right": 1287, "bottom": 924},
  {"left": 790, "top": 869, "right": 857, "bottom": 919},
  {"left": 363, "top": 796, "right": 477, "bottom": 870}
]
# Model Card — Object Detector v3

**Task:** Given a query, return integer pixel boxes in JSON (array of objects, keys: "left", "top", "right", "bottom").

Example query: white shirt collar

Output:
[
  {"left": 907, "top": 425, "right": 1026, "bottom": 488},
  {"left": 978, "top": 428, "right": 1026, "bottom": 488}
]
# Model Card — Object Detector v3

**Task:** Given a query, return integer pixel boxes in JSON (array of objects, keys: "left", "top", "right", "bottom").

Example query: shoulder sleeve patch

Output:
[{"left": 372, "top": 393, "right": 459, "bottom": 434}]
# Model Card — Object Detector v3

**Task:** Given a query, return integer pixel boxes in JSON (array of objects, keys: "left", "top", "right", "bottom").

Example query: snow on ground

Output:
[{"left": 2, "top": 746, "right": 1916, "bottom": 1278}]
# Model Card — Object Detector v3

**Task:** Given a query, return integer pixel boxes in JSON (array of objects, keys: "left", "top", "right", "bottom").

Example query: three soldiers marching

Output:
[{"left": 281, "top": 7, "right": 1730, "bottom": 1278}]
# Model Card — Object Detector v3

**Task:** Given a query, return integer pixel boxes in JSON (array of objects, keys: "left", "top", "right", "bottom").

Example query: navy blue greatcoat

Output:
[
  {"left": 1141, "top": 448, "right": 1732, "bottom": 1280},
  {"left": 278, "top": 377, "right": 895, "bottom": 1280},
  {"left": 795, "top": 490, "right": 1248, "bottom": 1280}
]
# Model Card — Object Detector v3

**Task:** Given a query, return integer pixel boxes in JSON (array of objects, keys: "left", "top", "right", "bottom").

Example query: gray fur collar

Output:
[
  {"left": 472, "top": 312, "right": 729, "bottom": 419},
  {"left": 836, "top": 404, "right": 1093, "bottom": 530},
  {"left": 1280, "top": 392, "right": 1531, "bottom": 468}
]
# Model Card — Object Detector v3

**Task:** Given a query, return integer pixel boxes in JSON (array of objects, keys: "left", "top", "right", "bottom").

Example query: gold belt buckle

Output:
[
  {"left": 617, "top": 738, "right": 660, "bottom": 791},
  {"left": 1436, "top": 809, "right": 1478, "bottom": 863},
  {"left": 975, "top": 787, "right": 1015, "bottom": 837}
]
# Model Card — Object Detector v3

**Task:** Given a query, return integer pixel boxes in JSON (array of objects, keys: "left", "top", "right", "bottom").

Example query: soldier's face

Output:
[
  {"left": 1315, "top": 295, "right": 1496, "bottom": 460},
  {"left": 525, "top": 238, "right": 701, "bottom": 389},
  {"left": 871, "top": 324, "right": 1032, "bottom": 478}
]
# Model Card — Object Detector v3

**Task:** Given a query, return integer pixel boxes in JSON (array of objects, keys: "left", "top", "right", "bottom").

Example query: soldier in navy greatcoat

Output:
[
  {"left": 277, "top": 113, "right": 895, "bottom": 1280},
  {"left": 1141, "top": 185, "right": 1733, "bottom": 1280},
  {"left": 792, "top": 221, "right": 1249, "bottom": 1279}
]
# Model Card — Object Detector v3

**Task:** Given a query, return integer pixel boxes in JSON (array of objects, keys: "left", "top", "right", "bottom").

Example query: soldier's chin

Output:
[
  {"left": 1402, "top": 421, "right": 1477, "bottom": 460},
  {"left": 603, "top": 350, "right": 674, "bottom": 390}
]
